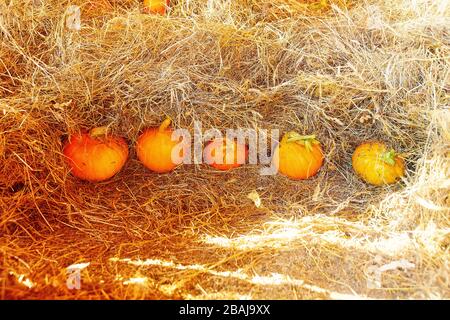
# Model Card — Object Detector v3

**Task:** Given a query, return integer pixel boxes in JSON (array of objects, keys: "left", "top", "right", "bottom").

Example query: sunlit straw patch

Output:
[
  {"left": 9, "top": 271, "right": 35, "bottom": 289},
  {"left": 110, "top": 257, "right": 375, "bottom": 300}
]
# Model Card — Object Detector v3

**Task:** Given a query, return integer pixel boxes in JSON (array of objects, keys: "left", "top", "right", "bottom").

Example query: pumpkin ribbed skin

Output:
[
  {"left": 204, "top": 138, "right": 248, "bottom": 171},
  {"left": 143, "top": 0, "right": 169, "bottom": 14},
  {"left": 352, "top": 141, "right": 405, "bottom": 186},
  {"left": 136, "top": 119, "right": 185, "bottom": 173},
  {"left": 63, "top": 129, "right": 128, "bottom": 182},
  {"left": 272, "top": 132, "right": 324, "bottom": 180}
]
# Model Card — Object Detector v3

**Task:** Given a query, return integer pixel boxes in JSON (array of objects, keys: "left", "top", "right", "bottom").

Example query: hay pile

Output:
[{"left": 0, "top": 0, "right": 449, "bottom": 299}]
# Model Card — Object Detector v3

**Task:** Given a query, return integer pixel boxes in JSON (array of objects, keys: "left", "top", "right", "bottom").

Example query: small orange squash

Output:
[
  {"left": 137, "top": 118, "right": 185, "bottom": 173},
  {"left": 352, "top": 141, "right": 405, "bottom": 186},
  {"left": 272, "top": 131, "right": 324, "bottom": 180},
  {"left": 143, "top": 0, "right": 169, "bottom": 15},
  {"left": 204, "top": 138, "right": 248, "bottom": 171},
  {"left": 63, "top": 127, "right": 129, "bottom": 182}
]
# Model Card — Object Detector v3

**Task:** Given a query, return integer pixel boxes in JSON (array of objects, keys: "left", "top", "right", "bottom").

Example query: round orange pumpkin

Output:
[
  {"left": 136, "top": 118, "right": 185, "bottom": 173},
  {"left": 143, "top": 0, "right": 169, "bottom": 15},
  {"left": 204, "top": 138, "right": 248, "bottom": 171},
  {"left": 63, "top": 127, "right": 129, "bottom": 182},
  {"left": 272, "top": 131, "right": 324, "bottom": 180},
  {"left": 352, "top": 141, "right": 405, "bottom": 186}
]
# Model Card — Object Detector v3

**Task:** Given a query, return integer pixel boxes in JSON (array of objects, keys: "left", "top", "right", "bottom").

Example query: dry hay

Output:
[{"left": 0, "top": 0, "right": 449, "bottom": 299}]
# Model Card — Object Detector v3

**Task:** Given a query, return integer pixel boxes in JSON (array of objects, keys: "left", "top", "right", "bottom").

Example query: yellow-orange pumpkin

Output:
[
  {"left": 136, "top": 118, "right": 185, "bottom": 173},
  {"left": 272, "top": 131, "right": 324, "bottom": 180},
  {"left": 63, "top": 127, "right": 129, "bottom": 182},
  {"left": 352, "top": 141, "right": 405, "bottom": 186},
  {"left": 143, "top": 0, "right": 169, "bottom": 15},
  {"left": 204, "top": 138, "right": 248, "bottom": 171}
]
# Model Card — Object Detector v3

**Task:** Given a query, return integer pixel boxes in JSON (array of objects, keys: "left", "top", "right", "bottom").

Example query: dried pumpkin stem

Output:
[
  {"left": 159, "top": 117, "right": 172, "bottom": 132},
  {"left": 287, "top": 134, "right": 316, "bottom": 141},
  {"left": 89, "top": 126, "right": 108, "bottom": 137},
  {"left": 284, "top": 131, "right": 320, "bottom": 152}
]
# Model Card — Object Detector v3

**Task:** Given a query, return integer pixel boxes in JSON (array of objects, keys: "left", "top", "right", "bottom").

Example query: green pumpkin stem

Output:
[
  {"left": 284, "top": 131, "right": 320, "bottom": 153},
  {"left": 159, "top": 117, "right": 172, "bottom": 132},
  {"left": 380, "top": 149, "right": 397, "bottom": 166}
]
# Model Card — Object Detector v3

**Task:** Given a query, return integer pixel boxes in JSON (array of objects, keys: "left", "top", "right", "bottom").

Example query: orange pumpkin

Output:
[
  {"left": 63, "top": 127, "right": 129, "bottom": 182},
  {"left": 204, "top": 138, "right": 248, "bottom": 171},
  {"left": 352, "top": 141, "right": 405, "bottom": 186},
  {"left": 137, "top": 118, "right": 185, "bottom": 173},
  {"left": 143, "top": 0, "right": 169, "bottom": 15},
  {"left": 272, "top": 131, "right": 324, "bottom": 180}
]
